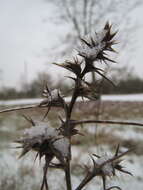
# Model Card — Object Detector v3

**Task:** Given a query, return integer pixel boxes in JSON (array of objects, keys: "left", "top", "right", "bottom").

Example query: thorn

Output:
[
  {"left": 92, "top": 153, "right": 101, "bottom": 158},
  {"left": 89, "top": 155, "right": 97, "bottom": 171},
  {"left": 22, "top": 115, "right": 35, "bottom": 126},
  {"left": 42, "top": 105, "right": 51, "bottom": 121},
  {"left": 118, "top": 168, "right": 133, "bottom": 176},
  {"left": 34, "top": 152, "right": 39, "bottom": 163},
  {"left": 102, "top": 176, "right": 106, "bottom": 190},
  {"left": 80, "top": 38, "right": 91, "bottom": 47},
  {"left": 115, "top": 144, "right": 120, "bottom": 156},
  {"left": 58, "top": 115, "right": 64, "bottom": 124}
]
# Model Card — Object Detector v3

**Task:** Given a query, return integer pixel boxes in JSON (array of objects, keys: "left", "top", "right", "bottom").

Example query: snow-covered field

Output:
[
  {"left": 0, "top": 98, "right": 42, "bottom": 106},
  {"left": 0, "top": 143, "right": 143, "bottom": 190},
  {"left": 0, "top": 96, "right": 143, "bottom": 190},
  {"left": 1, "top": 93, "right": 143, "bottom": 106},
  {"left": 101, "top": 93, "right": 143, "bottom": 102}
]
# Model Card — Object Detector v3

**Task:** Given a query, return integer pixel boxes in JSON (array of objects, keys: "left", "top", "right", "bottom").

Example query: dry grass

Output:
[{"left": 0, "top": 100, "right": 143, "bottom": 153}]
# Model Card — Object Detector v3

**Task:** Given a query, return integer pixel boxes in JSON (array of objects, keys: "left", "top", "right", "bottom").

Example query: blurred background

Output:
[
  {"left": 0, "top": 0, "right": 143, "bottom": 99},
  {"left": 0, "top": 1, "right": 143, "bottom": 190}
]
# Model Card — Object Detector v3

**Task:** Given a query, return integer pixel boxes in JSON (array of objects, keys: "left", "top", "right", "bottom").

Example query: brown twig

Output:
[
  {"left": 72, "top": 119, "right": 143, "bottom": 127},
  {"left": 64, "top": 79, "right": 79, "bottom": 190},
  {"left": 65, "top": 160, "right": 72, "bottom": 190},
  {"left": 75, "top": 148, "right": 132, "bottom": 190},
  {"left": 0, "top": 105, "right": 38, "bottom": 113}
]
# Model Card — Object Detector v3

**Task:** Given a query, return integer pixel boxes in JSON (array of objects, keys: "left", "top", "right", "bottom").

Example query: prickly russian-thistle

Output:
[
  {"left": 77, "top": 22, "right": 117, "bottom": 63},
  {"left": 16, "top": 121, "right": 70, "bottom": 163},
  {"left": 13, "top": 22, "right": 133, "bottom": 190}
]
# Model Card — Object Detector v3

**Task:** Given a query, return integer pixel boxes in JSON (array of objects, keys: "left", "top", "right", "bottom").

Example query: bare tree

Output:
[
  {"left": 48, "top": 0, "right": 141, "bottom": 57},
  {"left": 0, "top": 69, "right": 4, "bottom": 88},
  {"left": 45, "top": 0, "right": 142, "bottom": 89}
]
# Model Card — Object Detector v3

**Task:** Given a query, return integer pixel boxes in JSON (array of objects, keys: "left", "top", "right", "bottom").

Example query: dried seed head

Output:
[
  {"left": 16, "top": 121, "right": 70, "bottom": 163},
  {"left": 58, "top": 119, "right": 82, "bottom": 137},
  {"left": 95, "top": 154, "right": 115, "bottom": 177},
  {"left": 43, "top": 88, "right": 59, "bottom": 101},
  {"left": 54, "top": 58, "right": 82, "bottom": 77},
  {"left": 77, "top": 22, "right": 117, "bottom": 63},
  {"left": 76, "top": 79, "right": 97, "bottom": 100},
  {"left": 78, "top": 41, "right": 105, "bottom": 61},
  {"left": 81, "top": 146, "right": 133, "bottom": 190},
  {"left": 39, "top": 86, "right": 66, "bottom": 119},
  {"left": 42, "top": 86, "right": 63, "bottom": 105},
  {"left": 91, "top": 146, "right": 132, "bottom": 179},
  {"left": 52, "top": 136, "right": 70, "bottom": 162},
  {"left": 24, "top": 121, "right": 58, "bottom": 139}
]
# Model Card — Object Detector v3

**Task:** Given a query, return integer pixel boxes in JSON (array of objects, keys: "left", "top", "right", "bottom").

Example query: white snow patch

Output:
[
  {"left": 1, "top": 93, "right": 143, "bottom": 107},
  {"left": 53, "top": 137, "right": 70, "bottom": 158},
  {"left": 24, "top": 122, "right": 58, "bottom": 139},
  {"left": 102, "top": 93, "right": 143, "bottom": 102}
]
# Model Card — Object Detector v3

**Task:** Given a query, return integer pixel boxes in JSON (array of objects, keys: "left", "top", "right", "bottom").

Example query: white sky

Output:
[{"left": 0, "top": 0, "right": 143, "bottom": 88}]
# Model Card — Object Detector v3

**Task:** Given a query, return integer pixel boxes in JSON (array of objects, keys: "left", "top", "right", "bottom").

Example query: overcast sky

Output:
[{"left": 0, "top": 0, "right": 143, "bottom": 88}]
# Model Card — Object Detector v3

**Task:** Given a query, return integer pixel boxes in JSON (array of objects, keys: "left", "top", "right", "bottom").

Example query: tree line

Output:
[{"left": 0, "top": 66, "right": 143, "bottom": 100}]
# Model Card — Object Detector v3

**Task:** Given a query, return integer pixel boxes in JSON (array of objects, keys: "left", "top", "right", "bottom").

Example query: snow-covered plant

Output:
[{"left": 0, "top": 22, "right": 137, "bottom": 190}]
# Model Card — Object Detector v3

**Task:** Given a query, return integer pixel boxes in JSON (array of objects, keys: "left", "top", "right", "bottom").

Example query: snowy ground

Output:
[
  {"left": 0, "top": 97, "right": 143, "bottom": 190},
  {"left": 0, "top": 143, "right": 143, "bottom": 190},
  {"left": 101, "top": 93, "right": 143, "bottom": 102},
  {"left": 1, "top": 93, "right": 143, "bottom": 106}
]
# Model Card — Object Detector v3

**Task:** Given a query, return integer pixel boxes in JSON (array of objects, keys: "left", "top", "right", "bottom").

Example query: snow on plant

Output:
[{"left": 0, "top": 22, "right": 138, "bottom": 190}]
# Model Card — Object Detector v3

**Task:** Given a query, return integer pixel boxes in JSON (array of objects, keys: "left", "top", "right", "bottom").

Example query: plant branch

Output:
[
  {"left": 64, "top": 78, "right": 80, "bottom": 190},
  {"left": 68, "top": 79, "right": 79, "bottom": 118},
  {"left": 75, "top": 172, "right": 94, "bottom": 190},
  {"left": 65, "top": 160, "right": 72, "bottom": 190},
  {"left": 0, "top": 105, "right": 38, "bottom": 113},
  {"left": 76, "top": 148, "right": 132, "bottom": 190},
  {"left": 40, "top": 156, "right": 52, "bottom": 190},
  {"left": 71, "top": 119, "right": 143, "bottom": 128}
]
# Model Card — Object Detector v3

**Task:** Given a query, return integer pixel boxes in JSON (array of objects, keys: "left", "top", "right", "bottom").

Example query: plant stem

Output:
[
  {"left": 0, "top": 105, "right": 37, "bottom": 113},
  {"left": 72, "top": 119, "right": 143, "bottom": 128},
  {"left": 64, "top": 78, "right": 80, "bottom": 190},
  {"left": 41, "top": 156, "right": 51, "bottom": 190},
  {"left": 75, "top": 173, "right": 94, "bottom": 190},
  {"left": 68, "top": 84, "right": 78, "bottom": 118},
  {"left": 65, "top": 160, "right": 72, "bottom": 190}
]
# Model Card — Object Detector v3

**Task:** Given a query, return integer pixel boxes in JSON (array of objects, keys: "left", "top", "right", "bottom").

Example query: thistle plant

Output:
[{"left": 1, "top": 22, "right": 142, "bottom": 190}]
